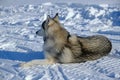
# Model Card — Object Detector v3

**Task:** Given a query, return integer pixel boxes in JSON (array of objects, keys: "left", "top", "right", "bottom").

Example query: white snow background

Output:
[{"left": 0, "top": 2, "right": 120, "bottom": 80}]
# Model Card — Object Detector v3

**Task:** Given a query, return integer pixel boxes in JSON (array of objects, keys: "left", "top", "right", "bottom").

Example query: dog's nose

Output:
[{"left": 36, "top": 31, "right": 39, "bottom": 35}]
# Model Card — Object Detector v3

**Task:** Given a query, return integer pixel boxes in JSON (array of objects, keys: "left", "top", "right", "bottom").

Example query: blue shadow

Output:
[{"left": 0, "top": 50, "right": 45, "bottom": 62}]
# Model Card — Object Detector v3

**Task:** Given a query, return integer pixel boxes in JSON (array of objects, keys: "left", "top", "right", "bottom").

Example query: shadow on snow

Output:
[{"left": 0, "top": 50, "right": 45, "bottom": 62}]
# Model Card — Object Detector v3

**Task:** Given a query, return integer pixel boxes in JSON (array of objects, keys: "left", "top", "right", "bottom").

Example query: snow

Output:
[
  {"left": 65, "top": 8, "right": 75, "bottom": 20},
  {"left": 0, "top": 3, "right": 120, "bottom": 80},
  {"left": 99, "top": 4, "right": 109, "bottom": 8},
  {"left": 43, "top": 2, "right": 53, "bottom": 6}
]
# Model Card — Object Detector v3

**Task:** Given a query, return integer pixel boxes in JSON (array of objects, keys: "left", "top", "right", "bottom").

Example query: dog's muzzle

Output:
[{"left": 36, "top": 29, "right": 44, "bottom": 36}]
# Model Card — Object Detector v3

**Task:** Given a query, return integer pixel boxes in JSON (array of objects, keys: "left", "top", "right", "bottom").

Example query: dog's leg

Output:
[{"left": 20, "top": 59, "right": 55, "bottom": 68}]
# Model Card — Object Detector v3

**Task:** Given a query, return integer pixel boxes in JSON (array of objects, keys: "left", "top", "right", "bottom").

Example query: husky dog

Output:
[{"left": 21, "top": 13, "right": 112, "bottom": 67}]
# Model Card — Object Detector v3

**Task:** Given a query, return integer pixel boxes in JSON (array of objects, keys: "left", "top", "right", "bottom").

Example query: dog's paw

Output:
[{"left": 20, "top": 62, "right": 33, "bottom": 68}]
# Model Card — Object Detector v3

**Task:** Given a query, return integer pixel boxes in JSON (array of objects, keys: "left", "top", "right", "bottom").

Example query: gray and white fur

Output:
[{"left": 21, "top": 13, "right": 112, "bottom": 67}]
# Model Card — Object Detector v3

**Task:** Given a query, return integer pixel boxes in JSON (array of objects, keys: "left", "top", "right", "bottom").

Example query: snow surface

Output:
[{"left": 0, "top": 3, "right": 120, "bottom": 80}]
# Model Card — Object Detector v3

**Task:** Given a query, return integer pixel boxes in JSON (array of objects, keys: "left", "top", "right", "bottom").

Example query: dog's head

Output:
[{"left": 36, "top": 13, "right": 61, "bottom": 36}]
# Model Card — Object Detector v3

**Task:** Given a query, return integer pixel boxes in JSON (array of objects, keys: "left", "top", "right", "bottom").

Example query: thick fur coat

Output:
[{"left": 21, "top": 13, "right": 112, "bottom": 67}]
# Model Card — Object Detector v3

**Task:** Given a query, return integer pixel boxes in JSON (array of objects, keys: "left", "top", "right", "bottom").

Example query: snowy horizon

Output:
[{"left": 0, "top": 0, "right": 120, "bottom": 6}]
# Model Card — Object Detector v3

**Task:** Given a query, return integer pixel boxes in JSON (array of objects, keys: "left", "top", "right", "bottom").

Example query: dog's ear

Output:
[
  {"left": 53, "top": 13, "right": 59, "bottom": 22},
  {"left": 46, "top": 15, "right": 54, "bottom": 26}
]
